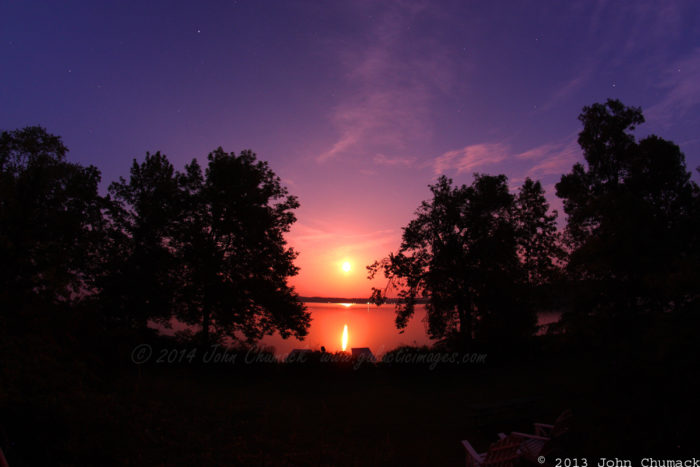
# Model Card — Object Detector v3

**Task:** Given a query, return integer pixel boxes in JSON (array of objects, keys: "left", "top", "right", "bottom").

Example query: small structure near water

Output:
[{"left": 351, "top": 347, "right": 376, "bottom": 362}]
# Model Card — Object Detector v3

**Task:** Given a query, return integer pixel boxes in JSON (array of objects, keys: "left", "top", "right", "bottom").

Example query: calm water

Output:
[
  {"left": 157, "top": 302, "right": 561, "bottom": 358},
  {"left": 261, "top": 302, "right": 561, "bottom": 357},
  {"left": 261, "top": 303, "right": 434, "bottom": 357}
]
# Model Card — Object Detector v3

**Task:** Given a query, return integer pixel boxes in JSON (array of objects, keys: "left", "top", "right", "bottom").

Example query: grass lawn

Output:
[{"left": 2, "top": 329, "right": 697, "bottom": 465}]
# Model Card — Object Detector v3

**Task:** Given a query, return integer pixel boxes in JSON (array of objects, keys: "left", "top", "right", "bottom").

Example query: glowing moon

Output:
[{"left": 341, "top": 261, "right": 351, "bottom": 272}]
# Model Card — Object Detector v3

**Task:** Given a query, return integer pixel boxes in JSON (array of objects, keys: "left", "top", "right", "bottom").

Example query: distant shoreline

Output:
[{"left": 300, "top": 296, "right": 428, "bottom": 304}]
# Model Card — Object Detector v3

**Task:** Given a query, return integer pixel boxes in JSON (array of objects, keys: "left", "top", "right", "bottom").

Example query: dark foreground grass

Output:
[{"left": 1, "top": 327, "right": 698, "bottom": 465}]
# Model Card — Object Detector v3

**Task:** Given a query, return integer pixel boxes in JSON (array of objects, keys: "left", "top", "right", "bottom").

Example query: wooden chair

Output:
[
  {"left": 533, "top": 408, "right": 572, "bottom": 438},
  {"left": 510, "top": 409, "right": 573, "bottom": 462},
  {"left": 462, "top": 433, "right": 523, "bottom": 467}
]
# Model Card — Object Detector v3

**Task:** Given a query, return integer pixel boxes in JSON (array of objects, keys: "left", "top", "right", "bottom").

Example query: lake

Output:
[
  {"left": 157, "top": 302, "right": 561, "bottom": 358},
  {"left": 261, "top": 302, "right": 433, "bottom": 357},
  {"left": 260, "top": 302, "right": 561, "bottom": 358}
]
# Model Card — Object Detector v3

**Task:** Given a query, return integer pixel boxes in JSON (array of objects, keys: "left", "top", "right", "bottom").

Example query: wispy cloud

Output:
[
  {"left": 514, "top": 143, "right": 561, "bottom": 161},
  {"left": 287, "top": 221, "right": 397, "bottom": 253},
  {"left": 647, "top": 47, "right": 700, "bottom": 125},
  {"left": 317, "top": 89, "right": 430, "bottom": 162},
  {"left": 516, "top": 137, "right": 580, "bottom": 177},
  {"left": 434, "top": 135, "right": 581, "bottom": 178},
  {"left": 373, "top": 153, "right": 416, "bottom": 167},
  {"left": 540, "top": 70, "right": 592, "bottom": 112},
  {"left": 317, "top": 3, "right": 455, "bottom": 163},
  {"left": 620, "top": 0, "right": 684, "bottom": 54},
  {"left": 433, "top": 143, "right": 509, "bottom": 174}
]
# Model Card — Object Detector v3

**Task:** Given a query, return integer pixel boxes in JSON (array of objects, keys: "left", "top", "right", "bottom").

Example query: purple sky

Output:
[{"left": 3, "top": 0, "right": 699, "bottom": 296}]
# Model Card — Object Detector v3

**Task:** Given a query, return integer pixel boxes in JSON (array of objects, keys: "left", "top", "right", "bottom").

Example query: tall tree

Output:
[
  {"left": 368, "top": 174, "right": 536, "bottom": 344},
  {"left": 556, "top": 100, "right": 700, "bottom": 332},
  {"left": 513, "top": 178, "right": 562, "bottom": 287},
  {"left": 0, "top": 127, "right": 104, "bottom": 308},
  {"left": 174, "top": 149, "right": 310, "bottom": 345},
  {"left": 100, "top": 152, "right": 181, "bottom": 330},
  {"left": 511, "top": 178, "right": 564, "bottom": 332}
]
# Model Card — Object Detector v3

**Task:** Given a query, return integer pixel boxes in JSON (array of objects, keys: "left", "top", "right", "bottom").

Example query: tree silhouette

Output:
[
  {"left": 514, "top": 178, "right": 563, "bottom": 287},
  {"left": 0, "top": 127, "right": 104, "bottom": 309},
  {"left": 99, "top": 152, "right": 181, "bottom": 330},
  {"left": 512, "top": 178, "right": 564, "bottom": 329},
  {"left": 556, "top": 99, "right": 700, "bottom": 334},
  {"left": 369, "top": 174, "right": 558, "bottom": 344},
  {"left": 173, "top": 149, "right": 310, "bottom": 345}
]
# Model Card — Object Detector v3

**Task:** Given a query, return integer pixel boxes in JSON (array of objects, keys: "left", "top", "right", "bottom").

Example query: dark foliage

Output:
[
  {"left": 556, "top": 99, "right": 700, "bottom": 339},
  {"left": 99, "top": 152, "right": 181, "bottom": 330},
  {"left": 172, "top": 149, "right": 310, "bottom": 344},
  {"left": 2, "top": 99, "right": 700, "bottom": 464},
  {"left": 368, "top": 174, "right": 561, "bottom": 345},
  {"left": 1, "top": 126, "right": 309, "bottom": 345},
  {"left": 0, "top": 127, "right": 104, "bottom": 310}
]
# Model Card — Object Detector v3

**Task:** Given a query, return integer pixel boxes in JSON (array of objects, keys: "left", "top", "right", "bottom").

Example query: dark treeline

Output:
[
  {"left": 2, "top": 100, "right": 699, "bottom": 352},
  {"left": 1, "top": 131, "right": 309, "bottom": 347},
  {"left": 370, "top": 99, "right": 700, "bottom": 355},
  {"left": 369, "top": 173, "right": 562, "bottom": 346},
  {"left": 2, "top": 100, "right": 700, "bottom": 463}
]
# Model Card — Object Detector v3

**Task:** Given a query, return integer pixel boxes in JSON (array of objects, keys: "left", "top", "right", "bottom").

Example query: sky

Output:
[{"left": 2, "top": 0, "right": 700, "bottom": 297}]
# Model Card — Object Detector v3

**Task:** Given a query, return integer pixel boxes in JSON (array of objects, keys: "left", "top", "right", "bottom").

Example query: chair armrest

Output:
[
  {"left": 534, "top": 422, "right": 554, "bottom": 437},
  {"left": 511, "top": 431, "right": 551, "bottom": 441},
  {"left": 461, "top": 440, "right": 484, "bottom": 466}
]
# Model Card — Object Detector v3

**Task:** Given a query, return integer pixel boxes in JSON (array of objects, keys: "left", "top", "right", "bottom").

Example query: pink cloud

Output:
[
  {"left": 434, "top": 136, "right": 581, "bottom": 178},
  {"left": 373, "top": 153, "right": 416, "bottom": 167},
  {"left": 515, "top": 143, "right": 561, "bottom": 161},
  {"left": 516, "top": 138, "right": 580, "bottom": 177},
  {"left": 287, "top": 221, "right": 396, "bottom": 248},
  {"left": 433, "top": 143, "right": 509, "bottom": 174}
]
